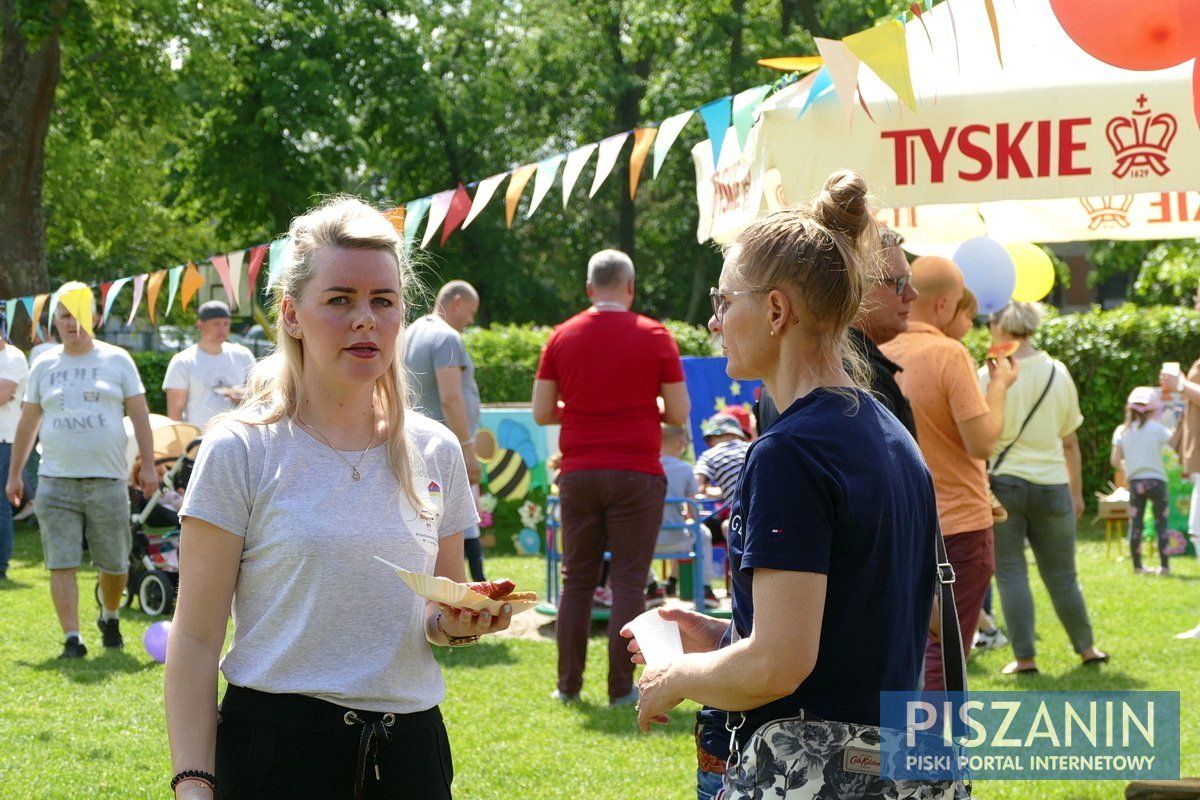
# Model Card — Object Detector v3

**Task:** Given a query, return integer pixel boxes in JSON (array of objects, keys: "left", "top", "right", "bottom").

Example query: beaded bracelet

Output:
[{"left": 171, "top": 769, "right": 217, "bottom": 792}]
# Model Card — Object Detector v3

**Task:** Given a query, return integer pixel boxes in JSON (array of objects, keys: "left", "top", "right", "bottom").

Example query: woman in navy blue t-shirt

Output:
[{"left": 622, "top": 170, "right": 939, "bottom": 799}]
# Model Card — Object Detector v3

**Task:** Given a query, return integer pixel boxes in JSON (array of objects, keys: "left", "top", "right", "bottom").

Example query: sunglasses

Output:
[
  {"left": 879, "top": 273, "right": 912, "bottom": 297},
  {"left": 709, "top": 287, "right": 770, "bottom": 324}
]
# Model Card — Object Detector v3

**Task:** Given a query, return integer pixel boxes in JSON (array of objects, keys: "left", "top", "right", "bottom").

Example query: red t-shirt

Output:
[{"left": 536, "top": 308, "right": 685, "bottom": 475}]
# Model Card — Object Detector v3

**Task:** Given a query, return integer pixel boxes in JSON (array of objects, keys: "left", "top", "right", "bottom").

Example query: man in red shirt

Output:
[{"left": 533, "top": 249, "right": 690, "bottom": 706}]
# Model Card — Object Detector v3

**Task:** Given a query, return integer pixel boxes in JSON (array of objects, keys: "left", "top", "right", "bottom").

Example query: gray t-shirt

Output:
[
  {"left": 25, "top": 341, "right": 145, "bottom": 479},
  {"left": 404, "top": 315, "right": 480, "bottom": 434},
  {"left": 1113, "top": 420, "right": 1171, "bottom": 482},
  {"left": 178, "top": 411, "right": 478, "bottom": 712},
  {"left": 162, "top": 342, "right": 256, "bottom": 426},
  {"left": 659, "top": 454, "right": 700, "bottom": 552}
]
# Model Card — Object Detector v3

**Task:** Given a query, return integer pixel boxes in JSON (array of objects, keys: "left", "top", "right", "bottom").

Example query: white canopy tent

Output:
[{"left": 693, "top": 0, "right": 1200, "bottom": 250}]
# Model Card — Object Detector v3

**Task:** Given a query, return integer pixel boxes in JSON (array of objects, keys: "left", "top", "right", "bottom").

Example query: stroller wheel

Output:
[{"left": 138, "top": 570, "right": 176, "bottom": 617}]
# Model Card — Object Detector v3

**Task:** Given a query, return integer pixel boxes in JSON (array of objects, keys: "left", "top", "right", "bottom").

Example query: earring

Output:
[{"left": 769, "top": 329, "right": 776, "bottom": 337}]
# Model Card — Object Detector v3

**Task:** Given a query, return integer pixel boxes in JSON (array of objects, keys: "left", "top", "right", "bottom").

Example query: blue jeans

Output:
[
  {"left": 0, "top": 444, "right": 10, "bottom": 575},
  {"left": 697, "top": 768, "right": 723, "bottom": 800}
]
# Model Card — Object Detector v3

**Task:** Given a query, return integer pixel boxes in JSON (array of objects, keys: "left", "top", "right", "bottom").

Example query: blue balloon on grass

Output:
[
  {"left": 953, "top": 237, "right": 1016, "bottom": 314},
  {"left": 144, "top": 620, "right": 171, "bottom": 663},
  {"left": 515, "top": 528, "right": 541, "bottom": 556}
]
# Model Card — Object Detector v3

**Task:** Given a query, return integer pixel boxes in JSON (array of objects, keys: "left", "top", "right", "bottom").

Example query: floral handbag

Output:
[
  {"left": 720, "top": 712, "right": 970, "bottom": 800},
  {"left": 719, "top": 523, "right": 971, "bottom": 800}
]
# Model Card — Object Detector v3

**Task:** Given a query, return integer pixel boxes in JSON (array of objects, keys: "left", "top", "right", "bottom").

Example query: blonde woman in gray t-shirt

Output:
[{"left": 164, "top": 197, "right": 511, "bottom": 800}]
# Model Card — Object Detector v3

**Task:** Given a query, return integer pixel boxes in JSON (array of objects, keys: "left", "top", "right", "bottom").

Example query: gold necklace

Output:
[{"left": 295, "top": 415, "right": 375, "bottom": 481}]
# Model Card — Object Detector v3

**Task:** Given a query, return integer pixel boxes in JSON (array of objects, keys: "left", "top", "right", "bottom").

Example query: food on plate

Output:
[
  {"left": 467, "top": 579, "right": 537, "bottom": 603},
  {"left": 987, "top": 341, "right": 1019, "bottom": 359}
]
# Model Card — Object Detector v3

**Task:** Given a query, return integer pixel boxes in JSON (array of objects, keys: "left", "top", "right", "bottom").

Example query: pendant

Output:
[{"left": 352, "top": 467, "right": 361, "bottom": 481}]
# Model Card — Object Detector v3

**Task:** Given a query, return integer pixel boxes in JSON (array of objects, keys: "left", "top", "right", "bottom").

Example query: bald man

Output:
[{"left": 881, "top": 255, "right": 1017, "bottom": 689}]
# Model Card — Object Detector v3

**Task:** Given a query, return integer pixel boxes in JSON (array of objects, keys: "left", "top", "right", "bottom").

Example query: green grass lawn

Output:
[{"left": 0, "top": 518, "right": 1196, "bottom": 799}]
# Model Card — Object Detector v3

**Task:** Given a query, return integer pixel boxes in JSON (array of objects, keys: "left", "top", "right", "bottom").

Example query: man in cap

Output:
[{"left": 163, "top": 300, "right": 256, "bottom": 426}]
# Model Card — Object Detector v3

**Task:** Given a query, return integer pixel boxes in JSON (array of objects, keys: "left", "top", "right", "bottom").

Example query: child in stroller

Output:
[{"left": 102, "top": 418, "right": 201, "bottom": 616}]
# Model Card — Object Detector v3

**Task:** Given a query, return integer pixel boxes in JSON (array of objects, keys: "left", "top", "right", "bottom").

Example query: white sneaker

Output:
[
  {"left": 1175, "top": 623, "right": 1200, "bottom": 640},
  {"left": 973, "top": 628, "right": 1009, "bottom": 651}
]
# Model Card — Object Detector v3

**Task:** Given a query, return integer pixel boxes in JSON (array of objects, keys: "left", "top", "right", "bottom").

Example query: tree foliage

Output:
[{"left": 5, "top": 0, "right": 915, "bottom": 327}]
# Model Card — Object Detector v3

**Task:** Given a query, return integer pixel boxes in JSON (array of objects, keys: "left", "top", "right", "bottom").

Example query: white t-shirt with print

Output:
[
  {"left": 162, "top": 342, "right": 256, "bottom": 426},
  {"left": 26, "top": 341, "right": 145, "bottom": 479},
  {"left": 179, "top": 411, "right": 478, "bottom": 713},
  {"left": 0, "top": 345, "right": 29, "bottom": 443}
]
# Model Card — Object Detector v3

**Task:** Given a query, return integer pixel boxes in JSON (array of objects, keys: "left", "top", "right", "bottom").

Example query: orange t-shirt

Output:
[{"left": 881, "top": 322, "right": 992, "bottom": 535}]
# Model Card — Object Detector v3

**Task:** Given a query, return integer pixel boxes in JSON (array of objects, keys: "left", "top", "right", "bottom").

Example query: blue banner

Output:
[
  {"left": 879, "top": 691, "right": 1180, "bottom": 781},
  {"left": 681, "top": 356, "right": 761, "bottom": 455}
]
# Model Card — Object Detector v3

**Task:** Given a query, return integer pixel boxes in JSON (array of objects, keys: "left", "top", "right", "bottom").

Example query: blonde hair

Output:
[
  {"left": 230, "top": 196, "right": 424, "bottom": 506},
  {"left": 729, "top": 169, "right": 879, "bottom": 395},
  {"left": 956, "top": 287, "right": 978, "bottom": 319}
]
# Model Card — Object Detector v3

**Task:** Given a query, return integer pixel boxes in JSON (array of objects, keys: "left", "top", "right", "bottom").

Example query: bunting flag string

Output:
[
  {"left": 6, "top": 4, "right": 931, "bottom": 331},
  {"left": 562, "top": 144, "right": 598, "bottom": 208}
]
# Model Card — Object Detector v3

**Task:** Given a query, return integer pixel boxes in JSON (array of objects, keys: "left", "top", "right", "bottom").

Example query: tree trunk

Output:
[{"left": 0, "top": 1, "right": 62, "bottom": 299}]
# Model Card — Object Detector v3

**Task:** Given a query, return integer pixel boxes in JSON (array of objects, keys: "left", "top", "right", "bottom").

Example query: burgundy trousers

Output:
[
  {"left": 923, "top": 526, "right": 994, "bottom": 691},
  {"left": 556, "top": 469, "right": 666, "bottom": 701}
]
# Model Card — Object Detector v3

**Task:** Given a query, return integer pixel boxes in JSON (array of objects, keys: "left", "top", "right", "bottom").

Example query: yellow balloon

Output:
[{"left": 1006, "top": 242, "right": 1055, "bottom": 302}]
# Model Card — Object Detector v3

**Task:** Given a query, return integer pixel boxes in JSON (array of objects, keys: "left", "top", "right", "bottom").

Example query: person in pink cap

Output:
[{"left": 1111, "top": 386, "right": 1173, "bottom": 575}]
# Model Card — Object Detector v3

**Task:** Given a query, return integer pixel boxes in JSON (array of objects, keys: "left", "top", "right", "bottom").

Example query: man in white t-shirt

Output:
[
  {"left": 5, "top": 283, "right": 158, "bottom": 659},
  {"left": 163, "top": 300, "right": 256, "bottom": 426},
  {"left": 0, "top": 334, "right": 28, "bottom": 581}
]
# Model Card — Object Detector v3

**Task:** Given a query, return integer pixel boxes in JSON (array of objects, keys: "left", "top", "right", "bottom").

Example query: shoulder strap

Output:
[
  {"left": 989, "top": 366, "right": 1056, "bottom": 475},
  {"left": 934, "top": 522, "right": 967, "bottom": 693}
]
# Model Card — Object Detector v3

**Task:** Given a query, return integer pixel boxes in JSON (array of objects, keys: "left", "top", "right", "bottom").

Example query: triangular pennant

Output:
[
  {"left": 504, "top": 165, "right": 537, "bottom": 228},
  {"left": 247, "top": 245, "right": 268, "bottom": 297},
  {"left": 126, "top": 276, "right": 145, "bottom": 326},
  {"left": 440, "top": 184, "right": 472, "bottom": 247},
  {"left": 982, "top": 0, "right": 1002, "bottom": 67},
  {"left": 590, "top": 132, "right": 630, "bottom": 198},
  {"left": 756, "top": 56, "right": 824, "bottom": 72},
  {"left": 46, "top": 291, "right": 60, "bottom": 332},
  {"left": 2, "top": 300, "right": 12, "bottom": 341},
  {"left": 402, "top": 198, "right": 432, "bottom": 253},
  {"left": 266, "top": 239, "right": 291, "bottom": 293},
  {"left": 102, "top": 277, "right": 131, "bottom": 329},
  {"left": 211, "top": 254, "right": 237, "bottom": 310},
  {"left": 527, "top": 155, "right": 565, "bottom": 219},
  {"left": 653, "top": 110, "right": 694, "bottom": 178},
  {"left": 798, "top": 67, "right": 835, "bottom": 118},
  {"left": 146, "top": 271, "right": 167, "bottom": 324},
  {"left": 422, "top": 190, "right": 455, "bottom": 249},
  {"left": 562, "top": 143, "right": 597, "bottom": 209},
  {"left": 463, "top": 173, "right": 507, "bottom": 229},
  {"left": 59, "top": 285, "right": 95, "bottom": 337},
  {"left": 181, "top": 262, "right": 206, "bottom": 313},
  {"left": 815, "top": 38, "right": 861, "bottom": 125},
  {"left": 20, "top": 296, "right": 35, "bottom": 340},
  {"left": 629, "top": 128, "right": 657, "bottom": 200},
  {"left": 843, "top": 19, "right": 917, "bottom": 111},
  {"left": 383, "top": 206, "right": 406, "bottom": 236},
  {"left": 698, "top": 97, "right": 732, "bottom": 168},
  {"left": 228, "top": 250, "right": 246, "bottom": 310},
  {"left": 31, "top": 293, "right": 49, "bottom": 340},
  {"left": 166, "top": 265, "right": 184, "bottom": 316},
  {"left": 98, "top": 282, "right": 113, "bottom": 327},
  {"left": 732, "top": 84, "right": 772, "bottom": 150}
]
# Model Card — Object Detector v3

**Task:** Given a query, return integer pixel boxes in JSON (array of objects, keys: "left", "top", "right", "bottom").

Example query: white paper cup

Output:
[{"left": 627, "top": 609, "right": 684, "bottom": 668}]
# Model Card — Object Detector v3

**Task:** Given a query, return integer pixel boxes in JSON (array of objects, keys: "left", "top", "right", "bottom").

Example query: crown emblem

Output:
[
  {"left": 1079, "top": 195, "right": 1133, "bottom": 230},
  {"left": 1107, "top": 95, "right": 1177, "bottom": 179}
]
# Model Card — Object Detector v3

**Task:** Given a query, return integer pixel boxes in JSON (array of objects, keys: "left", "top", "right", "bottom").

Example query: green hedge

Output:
[
  {"left": 964, "top": 305, "right": 1200, "bottom": 506},
  {"left": 464, "top": 319, "right": 716, "bottom": 404},
  {"left": 130, "top": 351, "right": 174, "bottom": 415}
]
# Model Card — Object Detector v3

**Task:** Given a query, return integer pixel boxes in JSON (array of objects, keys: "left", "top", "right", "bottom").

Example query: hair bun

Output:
[{"left": 813, "top": 169, "right": 871, "bottom": 239}]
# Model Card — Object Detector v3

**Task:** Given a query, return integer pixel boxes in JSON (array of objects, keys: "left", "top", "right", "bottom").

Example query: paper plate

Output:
[{"left": 373, "top": 556, "right": 539, "bottom": 615}]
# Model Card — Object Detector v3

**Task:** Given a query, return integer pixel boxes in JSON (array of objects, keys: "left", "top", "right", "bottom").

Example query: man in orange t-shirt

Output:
[{"left": 881, "top": 255, "right": 1017, "bottom": 689}]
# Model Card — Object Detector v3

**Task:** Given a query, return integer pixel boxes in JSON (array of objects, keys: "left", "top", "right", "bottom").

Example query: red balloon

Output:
[{"left": 1050, "top": 0, "right": 1200, "bottom": 71}]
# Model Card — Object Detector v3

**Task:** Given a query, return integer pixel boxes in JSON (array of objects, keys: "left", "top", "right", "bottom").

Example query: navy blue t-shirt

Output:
[{"left": 698, "top": 388, "right": 937, "bottom": 758}]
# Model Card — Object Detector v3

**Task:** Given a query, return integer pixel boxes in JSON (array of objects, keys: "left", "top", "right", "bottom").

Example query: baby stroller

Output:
[{"left": 97, "top": 417, "right": 202, "bottom": 617}]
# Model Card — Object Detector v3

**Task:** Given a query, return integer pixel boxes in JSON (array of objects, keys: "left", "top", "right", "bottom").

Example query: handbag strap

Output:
[
  {"left": 988, "top": 366, "right": 1055, "bottom": 475},
  {"left": 934, "top": 521, "right": 966, "bottom": 693}
]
